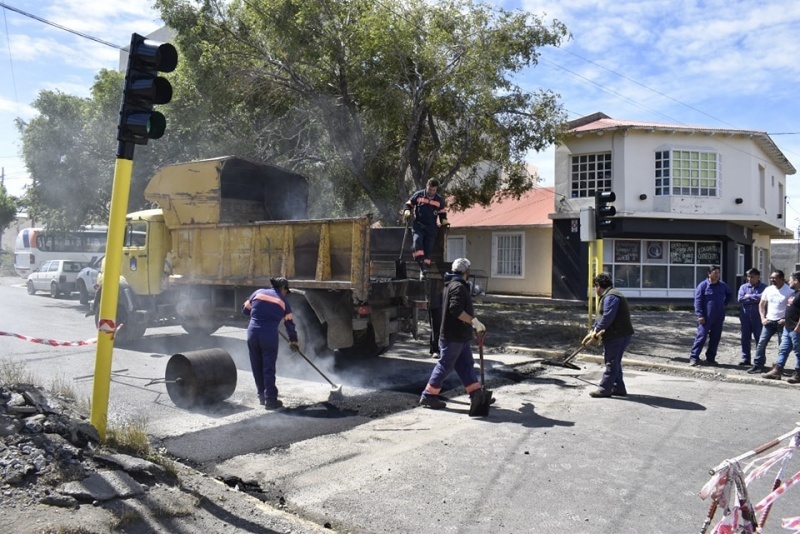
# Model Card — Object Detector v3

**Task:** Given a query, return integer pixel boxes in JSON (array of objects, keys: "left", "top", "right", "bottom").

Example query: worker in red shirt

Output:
[{"left": 403, "top": 178, "right": 449, "bottom": 279}]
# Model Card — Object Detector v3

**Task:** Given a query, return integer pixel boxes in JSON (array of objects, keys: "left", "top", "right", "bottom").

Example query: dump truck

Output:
[{"left": 93, "top": 156, "right": 440, "bottom": 357}]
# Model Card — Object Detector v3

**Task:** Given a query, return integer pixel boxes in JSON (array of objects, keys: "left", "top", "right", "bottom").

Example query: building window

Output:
[
  {"left": 492, "top": 232, "right": 524, "bottom": 278},
  {"left": 570, "top": 153, "right": 612, "bottom": 198},
  {"left": 655, "top": 150, "right": 718, "bottom": 196},
  {"left": 736, "top": 245, "right": 745, "bottom": 277},
  {"left": 603, "top": 239, "right": 722, "bottom": 289},
  {"left": 446, "top": 235, "right": 466, "bottom": 263}
]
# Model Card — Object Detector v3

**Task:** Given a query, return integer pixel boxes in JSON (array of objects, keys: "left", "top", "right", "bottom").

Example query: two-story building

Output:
[{"left": 551, "top": 112, "right": 796, "bottom": 301}]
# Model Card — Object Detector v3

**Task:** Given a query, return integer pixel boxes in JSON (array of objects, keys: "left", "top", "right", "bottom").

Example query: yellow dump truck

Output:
[{"left": 94, "top": 156, "right": 435, "bottom": 356}]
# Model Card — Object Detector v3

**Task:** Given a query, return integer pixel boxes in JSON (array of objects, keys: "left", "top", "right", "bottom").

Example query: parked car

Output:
[
  {"left": 26, "top": 259, "right": 88, "bottom": 298},
  {"left": 76, "top": 255, "right": 103, "bottom": 305}
]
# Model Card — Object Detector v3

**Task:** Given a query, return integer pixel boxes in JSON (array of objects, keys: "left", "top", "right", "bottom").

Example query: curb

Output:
[{"left": 505, "top": 345, "right": 800, "bottom": 389}]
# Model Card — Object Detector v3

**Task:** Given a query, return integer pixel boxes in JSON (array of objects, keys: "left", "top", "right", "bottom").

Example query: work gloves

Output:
[
  {"left": 403, "top": 209, "right": 412, "bottom": 221},
  {"left": 582, "top": 330, "right": 598, "bottom": 345},
  {"left": 582, "top": 329, "right": 605, "bottom": 345},
  {"left": 440, "top": 219, "right": 450, "bottom": 227},
  {"left": 289, "top": 341, "right": 300, "bottom": 352},
  {"left": 471, "top": 317, "right": 486, "bottom": 334}
]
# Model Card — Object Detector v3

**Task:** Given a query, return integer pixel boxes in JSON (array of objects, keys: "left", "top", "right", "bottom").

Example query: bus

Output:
[{"left": 14, "top": 226, "right": 108, "bottom": 277}]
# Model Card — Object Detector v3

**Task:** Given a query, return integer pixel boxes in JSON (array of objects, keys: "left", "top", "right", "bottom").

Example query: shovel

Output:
[
  {"left": 278, "top": 331, "right": 344, "bottom": 401},
  {"left": 543, "top": 329, "right": 605, "bottom": 370},
  {"left": 469, "top": 332, "right": 493, "bottom": 417},
  {"left": 395, "top": 221, "right": 410, "bottom": 279}
]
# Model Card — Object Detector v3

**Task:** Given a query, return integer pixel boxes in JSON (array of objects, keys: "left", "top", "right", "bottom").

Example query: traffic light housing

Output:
[
  {"left": 117, "top": 33, "right": 178, "bottom": 159},
  {"left": 595, "top": 190, "right": 616, "bottom": 238}
]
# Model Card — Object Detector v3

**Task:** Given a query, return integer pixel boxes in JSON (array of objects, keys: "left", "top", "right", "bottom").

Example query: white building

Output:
[{"left": 550, "top": 112, "right": 796, "bottom": 300}]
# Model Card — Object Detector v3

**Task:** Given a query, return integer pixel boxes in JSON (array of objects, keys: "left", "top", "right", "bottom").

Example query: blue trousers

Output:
[
  {"left": 775, "top": 329, "right": 800, "bottom": 370},
  {"left": 421, "top": 339, "right": 479, "bottom": 398},
  {"left": 739, "top": 306, "right": 762, "bottom": 361},
  {"left": 598, "top": 335, "right": 631, "bottom": 393},
  {"left": 411, "top": 222, "right": 437, "bottom": 268},
  {"left": 754, "top": 320, "right": 783, "bottom": 367},
  {"left": 247, "top": 326, "right": 279, "bottom": 401},
  {"left": 689, "top": 317, "right": 725, "bottom": 362}
]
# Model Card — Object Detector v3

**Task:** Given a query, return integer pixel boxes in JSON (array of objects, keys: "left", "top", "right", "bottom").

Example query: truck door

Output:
[{"left": 121, "top": 221, "right": 150, "bottom": 295}]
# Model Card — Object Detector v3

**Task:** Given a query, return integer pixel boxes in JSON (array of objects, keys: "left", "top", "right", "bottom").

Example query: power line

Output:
[
  {"left": 2, "top": 4, "right": 19, "bottom": 110},
  {"left": 0, "top": 1, "right": 122, "bottom": 50}
]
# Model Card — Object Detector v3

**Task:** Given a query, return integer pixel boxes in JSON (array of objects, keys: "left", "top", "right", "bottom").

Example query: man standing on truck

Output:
[
  {"left": 419, "top": 258, "right": 487, "bottom": 414},
  {"left": 242, "top": 277, "right": 300, "bottom": 410},
  {"left": 404, "top": 178, "right": 449, "bottom": 279}
]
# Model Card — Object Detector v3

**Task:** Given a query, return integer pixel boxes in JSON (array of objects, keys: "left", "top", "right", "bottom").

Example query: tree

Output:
[
  {"left": 0, "top": 183, "right": 17, "bottom": 235},
  {"left": 155, "top": 0, "right": 568, "bottom": 222}
]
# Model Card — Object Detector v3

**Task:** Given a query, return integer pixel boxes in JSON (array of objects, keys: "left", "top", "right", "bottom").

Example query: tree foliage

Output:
[
  {"left": 155, "top": 0, "right": 569, "bottom": 222},
  {"left": 0, "top": 183, "right": 18, "bottom": 234}
]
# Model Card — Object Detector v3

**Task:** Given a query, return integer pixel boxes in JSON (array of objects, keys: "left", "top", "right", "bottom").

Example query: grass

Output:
[
  {"left": 103, "top": 417, "right": 179, "bottom": 477},
  {"left": 0, "top": 357, "right": 36, "bottom": 385}
]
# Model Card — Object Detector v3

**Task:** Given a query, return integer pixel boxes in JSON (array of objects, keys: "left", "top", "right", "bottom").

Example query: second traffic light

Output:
[
  {"left": 595, "top": 190, "right": 617, "bottom": 238},
  {"left": 118, "top": 33, "right": 178, "bottom": 157}
]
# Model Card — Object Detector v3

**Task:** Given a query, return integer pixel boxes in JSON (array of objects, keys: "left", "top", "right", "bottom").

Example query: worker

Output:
[
  {"left": 419, "top": 257, "right": 486, "bottom": 414},
  {"left": 403, "top": 178, "right": 449, "bottom": 279},
  {"left": 241, "top": 277, "right": 300, "bottom": 410},
  {"left": 585, "top": 273, "right": 634, "bottom": 398}
]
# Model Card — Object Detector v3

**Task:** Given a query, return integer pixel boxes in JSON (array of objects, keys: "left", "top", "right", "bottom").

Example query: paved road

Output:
[{"left": 2, "top": 276, "right": 798, "bottom": 533}]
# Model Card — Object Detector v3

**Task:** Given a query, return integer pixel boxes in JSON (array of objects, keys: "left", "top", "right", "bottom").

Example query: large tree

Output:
[{"left": 156, "top": 0, "right": 569, "bottom": 222}]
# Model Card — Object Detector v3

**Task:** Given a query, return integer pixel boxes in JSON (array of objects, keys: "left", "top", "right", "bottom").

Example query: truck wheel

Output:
[
  {"left": 78, "top": 280, "right": 89, "bottom": 305},
  {"left": 288, "top": 298, "right": 328, "bottom": 357},
  {"left": 94, "top": 299, "right": 146, "bottom": 345},
  {"left": 180, "top": 321, "right": 221, "bottom": 337},
  {"left": 336, "top": 324, "right": 380, "bottom": 360}
]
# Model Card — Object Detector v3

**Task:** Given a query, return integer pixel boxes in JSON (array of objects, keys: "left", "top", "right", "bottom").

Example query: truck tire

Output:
[
  {"left": 94, "top": 294, "right": 146, "bottom": 345},
  {"left": 288, "top": 297, "right": 328, "bottom": 357},
  {"left": 180, "top": 321, "right": 222, "bottom": 337},
  {"left": 336, "top": 324, "right": 380, "bottom": 360}
]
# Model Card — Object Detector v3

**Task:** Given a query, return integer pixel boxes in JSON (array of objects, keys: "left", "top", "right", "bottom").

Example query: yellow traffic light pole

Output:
[
  {"left": 90, "top": 158, "right": 131, "bottom": 438},
  {"left": 89, "top": 33, "right": 177, "bottom": 440}
]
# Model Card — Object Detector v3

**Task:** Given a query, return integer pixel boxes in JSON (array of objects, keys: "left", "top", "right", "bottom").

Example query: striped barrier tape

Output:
[{"left": 0, "top": 330, "right": 97, "bottom": 347}]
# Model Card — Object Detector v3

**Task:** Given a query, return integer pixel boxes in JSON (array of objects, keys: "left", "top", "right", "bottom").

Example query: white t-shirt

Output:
[{"left": 761, "top": 283, "right": 794, "bottom": 321}]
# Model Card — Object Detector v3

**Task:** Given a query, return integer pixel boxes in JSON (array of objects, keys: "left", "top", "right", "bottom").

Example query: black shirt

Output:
[{"left": 785, "top": 290, "right": 800, "bottom": 331}]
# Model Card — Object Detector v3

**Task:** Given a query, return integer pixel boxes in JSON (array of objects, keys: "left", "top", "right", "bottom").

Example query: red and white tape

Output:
[{"left": 0, "top": 330, "right": 97, "bottom": 347}]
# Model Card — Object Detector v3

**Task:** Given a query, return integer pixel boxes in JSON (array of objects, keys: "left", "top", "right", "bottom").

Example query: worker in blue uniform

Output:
[
  {"left": 403, "top": 178, "right": 449, "bottom": 279},
  {"left": 242, "top": 277, "right": 299, "bottom": 410},
  {"left": 737, "top": 268, "right": 767, "bottom": 366},
  {"left": 689, "top": 266, "right": 733, "bottom": 366}
]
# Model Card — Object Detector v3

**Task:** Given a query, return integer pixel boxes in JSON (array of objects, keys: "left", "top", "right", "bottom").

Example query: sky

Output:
[{"left": 1, "top": 0, "right": 799, "bottom": 223}]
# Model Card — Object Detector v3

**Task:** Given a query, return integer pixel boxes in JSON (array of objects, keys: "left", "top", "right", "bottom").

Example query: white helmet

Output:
[{"left": 451, "top": 257, "right": 471, "bottom": 274}]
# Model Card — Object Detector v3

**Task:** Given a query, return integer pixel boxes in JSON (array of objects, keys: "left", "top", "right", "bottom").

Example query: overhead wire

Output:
[{"left": 0, "top": 1, "right": 123, "bottom": 50}]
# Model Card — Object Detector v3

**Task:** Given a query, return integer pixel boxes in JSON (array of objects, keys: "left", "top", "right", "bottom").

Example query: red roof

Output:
[{"left": 448, "top": 186, "right": 554, "bottom": 228}]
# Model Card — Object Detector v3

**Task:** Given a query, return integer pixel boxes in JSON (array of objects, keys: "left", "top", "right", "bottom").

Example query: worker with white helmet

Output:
[{"left": 419, "top": 257, "right": 486, "bottom": 414}]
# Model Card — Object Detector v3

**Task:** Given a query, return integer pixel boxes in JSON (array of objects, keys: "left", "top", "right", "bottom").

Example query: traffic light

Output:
[
  {"left": 595, "top": 190, "right": 617, "bottom": 238},
  {"left": 117, "top": 33, "right": 178, "bottom": 158}
]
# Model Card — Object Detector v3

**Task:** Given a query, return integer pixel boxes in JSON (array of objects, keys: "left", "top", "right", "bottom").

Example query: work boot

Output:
[
  {"left": 746, "top": 364, "right": 764, "bottom": 374},
  {"left": 589, "top": 389, "right": 612, "bottom": 398},
  {"left": 787, "top": 370, "right": 800, "bottom": 384},
  {"left": 258, "top": 395, "right": 265, "bottom": 406},
  {"left": 738, "top": 359, "right": 751, "bottom": 366},
  {"left": 762, "top": 364, "right": 784, "bottom": 380},
  {"left": 419, "top": 395, "right": 446, "bottom": 409},
  {"left": 688, "top": 359, "right": 700, "bottom": 367},
  {"left": 610, "top": 389, "right": 628, "bottom": 397},
  {"left": 264, "top": 399, "right": 284, "bottom": 410}
]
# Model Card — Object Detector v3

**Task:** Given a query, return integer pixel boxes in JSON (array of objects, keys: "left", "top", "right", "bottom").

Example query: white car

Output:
[
  {"left": 26, "top": 259, "right": 88, "bottom": 298},
  {"left": 76, "top": 255, "right": 103, "bottom": 305}
]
